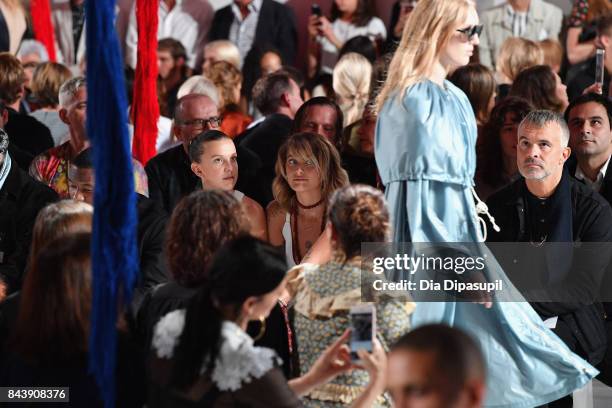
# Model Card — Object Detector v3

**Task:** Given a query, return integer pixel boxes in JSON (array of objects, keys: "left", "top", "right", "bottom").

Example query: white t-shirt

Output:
[{"left": 319, "top": 17, "right": 387, "bottom": 74}]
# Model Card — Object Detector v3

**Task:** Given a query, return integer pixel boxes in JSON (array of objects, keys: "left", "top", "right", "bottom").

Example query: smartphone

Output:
[
  {"left": 596, "top": 48, "right": 605, "bottom": 87},
  {"left": 311, "top": 4, "right": 322, "bottom": 17},
  {"left": 349, "top": 304, "right": 376, "bottom": 363}
]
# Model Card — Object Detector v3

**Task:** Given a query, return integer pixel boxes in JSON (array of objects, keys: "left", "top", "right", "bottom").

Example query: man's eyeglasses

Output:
[
  {"left": 456, "top": 25, "right": 483, "bottom": 41},
  {"left": 179, "top": 117, "right": 221, "bottom": 130}
]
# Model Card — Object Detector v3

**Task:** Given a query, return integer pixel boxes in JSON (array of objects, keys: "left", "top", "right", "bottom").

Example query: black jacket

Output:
[
  {"left": 131, "top": 195, "right": 169, "bottom": 317},
  {"left": 4, "top": 108, "right": 54, "bottom": 162},
  {"left": 145, "top": 145, "right": 199, "bottom": 215},
  {"left": 0, "top": 157, "right": 58, "bottom": 294},
  {"left": 209, "top": 0, "right": 297, "bottom": 97},
  {"left": 236, "top": 113, "right": 293, "bottom": 207},
  {"left": 487, "top": 174, "right": 612, "bottom": 364}
]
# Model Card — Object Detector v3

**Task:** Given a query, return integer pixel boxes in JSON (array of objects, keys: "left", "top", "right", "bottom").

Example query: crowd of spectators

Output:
[{"left": 2, "top": 0, "right": 612, "bottom": 407}]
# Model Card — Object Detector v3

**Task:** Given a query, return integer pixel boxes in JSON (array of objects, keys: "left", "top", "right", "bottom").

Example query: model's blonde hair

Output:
[
  {"left": 497, "top": 37, "right": 544, "bottom": 81},
  {"left": 273, "top": 132, "right": 349, "bottom": 212},
  {"left": 204, "top": 40, "right": 241, "bottom": 69},
  {"left": 333, "top": 52, "right": 372, "bottom": 127},
  {"left": 376, "top": 0, "right": 474, "bottom": 112}
]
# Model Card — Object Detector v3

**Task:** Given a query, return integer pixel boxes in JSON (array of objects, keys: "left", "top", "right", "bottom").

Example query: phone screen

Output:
[
  {"left": 596, "top": 49, "right": 605, "bottom": 87},
  {"left": 311, "top": 4, "right": 322, "bottom": 17},
  {"left": 350, "top": 312, "right": 373, "bottom": 359}
]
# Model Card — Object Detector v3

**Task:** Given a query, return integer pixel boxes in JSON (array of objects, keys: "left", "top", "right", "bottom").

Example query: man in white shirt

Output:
[
  {"left": 479, "top": 0, "right": 563, "bottom": 70},
  {"left": 565, "top": 93, "right": 612, "bottom": 198},
  {"left": 125, "top": 0, "right": 213, "bottom": 71}
]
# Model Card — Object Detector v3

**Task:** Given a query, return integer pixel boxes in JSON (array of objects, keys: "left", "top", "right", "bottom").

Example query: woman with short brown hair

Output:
[
  {"left": 267, "top": 132, "right": 348, "bottom": 267},
  {"left": 509, "top": 65, "right": 569, "bottom": 113}
]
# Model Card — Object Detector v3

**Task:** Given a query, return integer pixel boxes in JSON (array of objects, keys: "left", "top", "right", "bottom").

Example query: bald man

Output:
[{"left": 145, "top": 94, "right": 220, "bottom": 214}]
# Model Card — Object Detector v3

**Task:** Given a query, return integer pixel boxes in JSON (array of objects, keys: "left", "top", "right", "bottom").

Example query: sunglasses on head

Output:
[{"left": 456, "top": 25, "right": 483, "bottom": 40}]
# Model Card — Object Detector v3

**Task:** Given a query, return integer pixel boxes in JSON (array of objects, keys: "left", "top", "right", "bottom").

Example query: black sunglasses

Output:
[{"left": 456, "top": 25, "right": 483, "bottom": 40}]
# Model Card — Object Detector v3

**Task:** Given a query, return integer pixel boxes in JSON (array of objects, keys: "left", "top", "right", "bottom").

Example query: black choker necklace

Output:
[{"left": 296, "top": 198, "right": 324, "bottom": 210}]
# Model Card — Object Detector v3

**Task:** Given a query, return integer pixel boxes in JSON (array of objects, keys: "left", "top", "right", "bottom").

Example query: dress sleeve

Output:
[{"left": 568, "top": 0, "right": 589, "bottom": 28}]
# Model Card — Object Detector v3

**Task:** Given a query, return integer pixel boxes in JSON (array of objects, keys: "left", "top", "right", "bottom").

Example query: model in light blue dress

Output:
[{"left": 375, "top": 79, "right": 598, "bottom": 407}]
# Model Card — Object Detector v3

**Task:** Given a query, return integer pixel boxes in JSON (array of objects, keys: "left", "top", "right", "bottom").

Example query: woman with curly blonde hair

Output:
[
  {"left": 204, "top": 60, "right": 252, "bottom": 138},
  {"left": 267, "top": 132, "right": 348, "bottom": 267}
]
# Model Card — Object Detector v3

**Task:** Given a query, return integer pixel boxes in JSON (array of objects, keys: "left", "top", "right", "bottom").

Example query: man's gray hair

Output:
[
  {"left": 58, "top": 77, "right": 86, "bottom": 108},
  {"left": 16, "top": 40, "right": 49, "bottom": 62},
  {"left": 176, "top": 76, "right": 220, "bottom": 107},
  {"left": 518, "top": 109, "right": 570, "bottom": 147}
]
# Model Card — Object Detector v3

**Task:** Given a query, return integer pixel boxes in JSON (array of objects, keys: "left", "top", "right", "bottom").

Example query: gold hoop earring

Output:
[{"left": 253, "top": 316, "right": 266, "bottom": 341}]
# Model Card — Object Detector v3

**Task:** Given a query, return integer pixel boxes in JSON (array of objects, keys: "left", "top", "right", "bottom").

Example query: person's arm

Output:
[
  {"left": 566, "top": 27, "right": 596, "bottom": 65},
  {"left": 307, "top": 15, "right": 322, "bottom": 78},
  {"left": 266, "top": 200, "right": 285, "bottom": 248},
  {"left": 287, "top": 330, "right": 353, "bottom": 396},
  {"left": 244, "top": 196, "right": 268, "bottom": 242},
  {"left": 349, "top": 340, "right": 387, "bottom": 408}
]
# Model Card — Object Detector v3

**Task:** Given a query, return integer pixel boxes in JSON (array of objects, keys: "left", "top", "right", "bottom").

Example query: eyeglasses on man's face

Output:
[
  {"left": 179, "top": 116, "right": 221, "bottom": 131},
  {"left": 456, "top": 25, "right": 483, "bottom": 41}
]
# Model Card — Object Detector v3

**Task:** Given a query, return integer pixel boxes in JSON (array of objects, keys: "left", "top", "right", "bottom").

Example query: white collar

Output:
[
  {"left": 152, "top": 310, "right": 281, "bottom": 391},
  {"left": 231, "top": 0, "right": 263, "bottom": 21}
]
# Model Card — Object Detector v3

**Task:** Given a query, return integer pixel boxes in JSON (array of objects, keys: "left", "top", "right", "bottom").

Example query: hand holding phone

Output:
[{"left": 349, "top": 305, "right": 376, "bottom": 363}]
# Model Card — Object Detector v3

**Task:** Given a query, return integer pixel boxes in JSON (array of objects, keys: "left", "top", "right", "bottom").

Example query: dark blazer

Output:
[
  {"left": 4, "top": 108, "right": 54, "bottom": 160},
  {"left": 487, "top": 174, "right": 612, "bottom": 364},
  {"left": 145, "top": 145, "right": 199, "bottom": 216},
  {"left": 131, "top": 195, "right": 169, "bottom": 317},
  {"left": 0, "top": 158, "right": 58, "bottom": 294},
  {"left": 566, "top": 155, "right": 612, "bottom": 205},
  {"left": 236, "top": 113, "right": 293, "bottom": 207},
  {"left": 209, "top": 0, "right": 297, "bottom": 97},
  {"left": 209, "top": 0, "right": 297, "bottom": 64}
]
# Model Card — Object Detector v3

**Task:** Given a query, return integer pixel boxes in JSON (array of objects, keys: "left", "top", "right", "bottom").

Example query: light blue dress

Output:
[{"left": 375, "top": 79, "right": 598, "bottom": 407}]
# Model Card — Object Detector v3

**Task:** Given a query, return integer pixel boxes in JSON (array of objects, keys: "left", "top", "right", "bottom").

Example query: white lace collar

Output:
[{"left": 152, "top": 309, "right": 281, "bottom": 391}]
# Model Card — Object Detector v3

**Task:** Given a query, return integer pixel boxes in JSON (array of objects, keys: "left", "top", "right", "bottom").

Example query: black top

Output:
[
  {"left": 131, "top": 195, "right": 169, "bottom": 317},
  {"left": 342, "top": 152, "right": 378, "bottom": 188},
  {"left": 137, "top": 281, "right": 198, "bottom": 351},
  {"left": 4, "top": 108, "right": 54, "bottom": 161},
  {"left": 145, "top": 145, "right": 199, "bottom": 215},
  {"left": 148, "top": 362, "right": 300, "bottom": 408},
  {"left": 0, "top": 331, "right": 146, "bottom": 408},
  {"left": 236, "top": 114, "right": 293, "bottom": 207},
  {"left": 0, "top": 159, "right": 58, "bottom": 294}
]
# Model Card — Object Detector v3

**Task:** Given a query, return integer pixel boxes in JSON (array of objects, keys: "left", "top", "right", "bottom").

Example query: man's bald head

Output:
[
  {"left": 173, "top": 94, "right": 220, "bottom": 153},
  {"left": 174, "top": 94, "right": 217, "bottom": 123}
]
